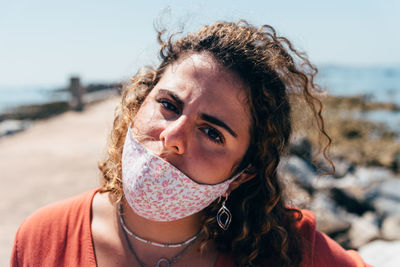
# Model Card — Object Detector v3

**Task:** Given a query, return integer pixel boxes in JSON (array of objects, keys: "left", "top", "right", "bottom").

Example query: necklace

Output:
[
  {"left": 120, "top": 225, "right": 195, "bottom": 267},
  {"left": 118, "top": 203, "right": 203, "bottom": 248},
  {"left": 118, "top": 204, "right": 198, "bottom": 267}
]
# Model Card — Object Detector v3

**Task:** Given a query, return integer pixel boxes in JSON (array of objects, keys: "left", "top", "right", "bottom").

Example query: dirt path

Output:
[{"left": 0, "top": 97, "right": 120, "bottom": 265}]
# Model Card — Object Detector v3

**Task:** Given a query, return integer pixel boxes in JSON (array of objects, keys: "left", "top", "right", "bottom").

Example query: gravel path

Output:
[{"left": 0, "top": 97, "right": 119, "bottom": 266}]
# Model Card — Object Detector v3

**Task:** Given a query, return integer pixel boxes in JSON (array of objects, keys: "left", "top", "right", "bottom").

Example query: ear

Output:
[{"left": 223, "top": 166, "right": 257, "bottom": 197}]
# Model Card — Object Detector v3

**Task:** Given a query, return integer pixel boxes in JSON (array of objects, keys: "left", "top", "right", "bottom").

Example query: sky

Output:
[{"left": 1, "top": 0, "right": 399, "bottom": 88}]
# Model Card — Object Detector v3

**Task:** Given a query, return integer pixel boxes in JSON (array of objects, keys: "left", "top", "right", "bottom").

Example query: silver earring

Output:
[{"left": 217, "top": 195, "right": 232, "bottom": 230}]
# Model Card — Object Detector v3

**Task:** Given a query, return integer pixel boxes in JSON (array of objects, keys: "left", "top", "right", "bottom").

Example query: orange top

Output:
[{"left": 11, "top": 188, "right": 371, "bottom": 267}]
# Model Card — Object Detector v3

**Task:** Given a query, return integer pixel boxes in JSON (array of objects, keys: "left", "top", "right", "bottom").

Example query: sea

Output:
[
  {"left": 0, "top": 65, "right": 399, "bottom": 134},
  {"left": 317, "top": 65, "right": 400, "bottom": 137},
  {"left": 0, "top": 85, "right": 70, "bottom": 113},
  {"left": 318, "top": 65, "right": 400, "bottom": 105}
]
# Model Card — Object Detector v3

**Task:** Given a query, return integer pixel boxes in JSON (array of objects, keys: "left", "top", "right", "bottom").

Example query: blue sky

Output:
[{"left": 1, "top": 0, "right": 399, "bottom": 87}]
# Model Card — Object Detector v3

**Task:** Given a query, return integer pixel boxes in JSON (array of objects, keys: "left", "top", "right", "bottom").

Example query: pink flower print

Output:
[
  {"left": 170, "top": 196, "right": 176, "bottom": 200},
  {"left": 166, "top": 188, "right": 173, "bottom": 195},
  {"left": 158, "top": 195, "right": 163, "bottom": 201},
  {"left": 143, "top": 168, "right": 150, "bottom": 175},
  {"left": 162, "top": 180, "right": 169, "bottom": 187}
]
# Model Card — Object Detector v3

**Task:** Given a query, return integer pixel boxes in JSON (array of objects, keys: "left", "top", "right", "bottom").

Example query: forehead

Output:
[{"left": 154, "top": 53, "right": 251, "bottom": 134}]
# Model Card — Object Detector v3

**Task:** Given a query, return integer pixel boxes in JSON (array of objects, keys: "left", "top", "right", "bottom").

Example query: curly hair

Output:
[{"left": 99, "top": 20, "right": 331, "bottom": 266}]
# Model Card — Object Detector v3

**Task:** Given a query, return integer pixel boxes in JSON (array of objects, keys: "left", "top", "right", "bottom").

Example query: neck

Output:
[{"left": 121, "top": 201, "right": 203, "bottom": 244}]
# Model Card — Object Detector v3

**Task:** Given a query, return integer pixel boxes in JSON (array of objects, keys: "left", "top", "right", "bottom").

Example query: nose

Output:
[{"left": 159, "top": 116, "right": 190, "bottom": 155}]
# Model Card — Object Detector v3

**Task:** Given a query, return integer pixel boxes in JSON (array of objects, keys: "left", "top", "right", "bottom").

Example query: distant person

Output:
[{"left": 11, "top": 21, "right": 371, "bottom": 266}]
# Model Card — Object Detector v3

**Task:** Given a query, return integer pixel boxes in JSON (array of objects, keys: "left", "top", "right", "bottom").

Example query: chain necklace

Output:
[
  {"left": 118, "top": 203, "right": 199, "bottom": 267},
  {"left": 118, "top": 203, "right": 203, "bottom": 248}
]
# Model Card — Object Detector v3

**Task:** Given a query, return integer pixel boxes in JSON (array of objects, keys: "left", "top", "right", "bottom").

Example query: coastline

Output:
[
  {"left": 0, "top": 88, "right": 120, "bottom": 138},
  {"left": 291, "top": 94, "right": 400, "bottom": 172}
]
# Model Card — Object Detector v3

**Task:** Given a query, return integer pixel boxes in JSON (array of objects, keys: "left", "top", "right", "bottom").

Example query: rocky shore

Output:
[{"left": 284, "top": 94, "right": 400, "bottom": 266}]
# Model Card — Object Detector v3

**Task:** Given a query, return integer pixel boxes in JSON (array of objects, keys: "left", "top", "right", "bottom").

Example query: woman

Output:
[{"left": 11, "top": 21, "right": 370, "bottom": 266}]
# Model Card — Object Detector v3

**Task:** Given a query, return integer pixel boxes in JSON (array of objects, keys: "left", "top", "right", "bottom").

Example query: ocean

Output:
[
  {"left": 318, "top": 65, "right": 400, "bottom": 105},
  {"left": 0, "top": 85, "right": 70, "bottom": 113},
  {"left": 317, "top": 65, "right": 400, "bottom": 136}
]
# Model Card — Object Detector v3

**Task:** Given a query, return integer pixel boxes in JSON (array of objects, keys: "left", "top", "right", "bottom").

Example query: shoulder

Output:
[
  {"left": 296, "top": 209, "right": 371, "bottom": 267},
  {"left": 17, "top": 188, "right": 98, "bottom": 238},
  {"left": 11, "top": 188, "right": 99, "bottom": 266}
]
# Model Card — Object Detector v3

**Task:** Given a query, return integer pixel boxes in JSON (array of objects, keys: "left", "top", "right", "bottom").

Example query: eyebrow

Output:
[
  {"left": 201, "top": 113, "right": 238, "bottom": 138},
  {"left": 158, "top": 89, "right": 184, "bottom": 108},
  {"left": 158, "top": 88, "right": 238, "bottom": 138}
]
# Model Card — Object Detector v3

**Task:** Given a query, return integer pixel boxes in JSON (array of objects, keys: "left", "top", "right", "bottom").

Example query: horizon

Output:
[
  {"left": 1, "top": 0, "right": 399, "bottom": 88},
  {"left": 0, "top": 64, "right": 399, "bottom": 91}
]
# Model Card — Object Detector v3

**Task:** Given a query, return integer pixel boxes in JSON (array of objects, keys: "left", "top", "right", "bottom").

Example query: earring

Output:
[{"left": 217, "top": 195, "right": 232, "bottom": 230}]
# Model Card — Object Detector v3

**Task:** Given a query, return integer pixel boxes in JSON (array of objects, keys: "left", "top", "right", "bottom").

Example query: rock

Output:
[
  {"left": 334, "top": 177, "right": 369, "bottom": 201},
  {"left": 381, "top": 215, "right": 400, "bottom": 240},
  {"left": 0, "top": 120, "right": 31, "bottom": 137},
  {"left": 332, "top": 158, "right": 354, "bottom": 178},
  {"left": 309, "top": 192, "right": 352, "bottom": 235},
  {"left": 369, "top": 179, "right": 400, "bottom": 200},
  {"left": 289, "top": 136, "right": 312, "bottom": 162},
  {"left": 353, "top": 166, "right": 393, "bottom": 186},
  {"left": 280, "top": 156, "right": 317, "bottom": 192},
  {"left": 389, "top": 151, "right": 400, "bottom": 173},
  {"left": 359, "top": 240, "right": 400, "bottom": 267},
  {"left": 329, "top": 187, "right": 374, "bottom": 215},
  {"left": 372, "top": 197, "right": 400, "bottom": 216},
  {"left": 284, "top": 181, "right": 312, "bottom": 209},
  {"left": 315, "top": 166, "right": 393, "bottom": 196},
  {"left": 367, "top": 179, "right": 400, "bottom": 216},
  {"left": 348, "top": 212, "right": 380, "bottom": 248}
]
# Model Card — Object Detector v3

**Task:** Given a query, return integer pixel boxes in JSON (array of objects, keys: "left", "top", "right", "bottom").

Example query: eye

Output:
[
  {"left": 201, "top": 126, "right": 225, "bottom": 144},
  {"left": 157, "top": 99, "right": 180, "bottom": 114}
]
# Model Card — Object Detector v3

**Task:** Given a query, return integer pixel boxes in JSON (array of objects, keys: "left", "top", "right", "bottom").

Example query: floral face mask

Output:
[{"left": 122, "top": 127, "right": 245, "bottom": 221}]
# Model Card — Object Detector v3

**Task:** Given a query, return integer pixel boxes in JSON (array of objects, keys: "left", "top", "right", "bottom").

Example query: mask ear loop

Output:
[
  {"left": 244, "top": 163, "right": 252, "bottom": 173},
  {"left": 228, "top": 163, "right": 252, "bottom": 182}
]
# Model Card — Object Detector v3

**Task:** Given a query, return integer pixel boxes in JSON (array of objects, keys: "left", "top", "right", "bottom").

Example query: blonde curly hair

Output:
[{"left": 99, "top": 20, "right": 331, "bottom": 266}]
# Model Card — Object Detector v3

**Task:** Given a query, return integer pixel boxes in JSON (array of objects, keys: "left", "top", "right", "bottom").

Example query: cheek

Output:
[
  {"left": 187, "top": 147, "right": 237, "bottom": 184},
  {"left": 133, "top": 104, "right": 164, "bottom": 139}
]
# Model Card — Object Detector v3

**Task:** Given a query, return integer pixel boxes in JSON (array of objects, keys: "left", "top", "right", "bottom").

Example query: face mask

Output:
[{"left": 122, "top": 127, "right": 245, "bottom": 222}]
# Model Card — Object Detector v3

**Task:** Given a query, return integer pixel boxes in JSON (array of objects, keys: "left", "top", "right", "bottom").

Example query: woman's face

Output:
[{"left": 133, "top": 53, "right": 252, "bottom": 184}]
